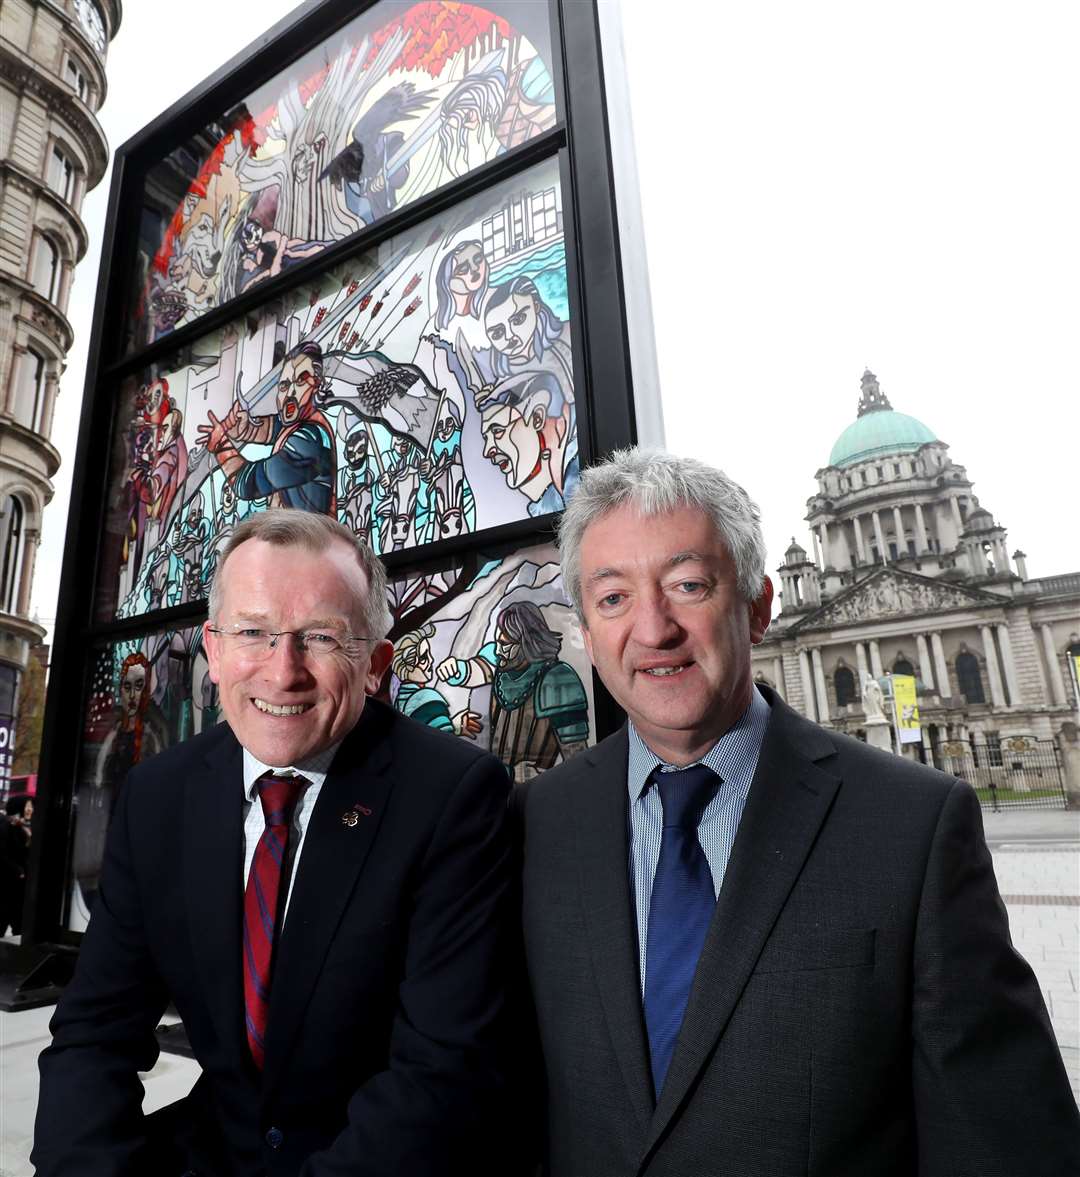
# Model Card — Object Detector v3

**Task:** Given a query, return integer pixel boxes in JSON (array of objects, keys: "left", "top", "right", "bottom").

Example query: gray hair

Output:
[
  {"left": 208, "top": 508, "right": 392, "bottom": 639},
  {"left": 557, "top": 447, "right": 767, "bottom": 618}
]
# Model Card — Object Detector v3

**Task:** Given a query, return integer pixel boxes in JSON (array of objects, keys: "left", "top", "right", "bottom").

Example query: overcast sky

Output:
[{"left": 30, "top": 0, "right": 1080, "bottom": 633}]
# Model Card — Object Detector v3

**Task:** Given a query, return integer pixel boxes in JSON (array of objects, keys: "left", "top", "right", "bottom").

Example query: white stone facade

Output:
[
  {"left": 0, "top": 0, "right": 120, "bottom": 694},
  {"left": 754, "top": 372, "right": 1080, "bottom": 800}
]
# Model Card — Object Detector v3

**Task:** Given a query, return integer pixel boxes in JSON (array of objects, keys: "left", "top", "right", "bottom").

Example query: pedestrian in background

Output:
[{"left": 0, "top": 793, "right": 33, "bottom": 937}]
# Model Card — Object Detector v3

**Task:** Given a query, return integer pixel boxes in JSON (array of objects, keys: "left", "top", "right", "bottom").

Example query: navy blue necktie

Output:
[{"left": 643, "top": 763, "right": 719, "bottom": 1098}]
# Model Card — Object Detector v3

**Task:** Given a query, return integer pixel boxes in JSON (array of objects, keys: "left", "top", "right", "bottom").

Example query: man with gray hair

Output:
[
  {"left": 521, "top": 448, "right": 1079, "bottom": 1176},
  {"left": 35, "top": 508, "right": 517, "bottom": 1176}
]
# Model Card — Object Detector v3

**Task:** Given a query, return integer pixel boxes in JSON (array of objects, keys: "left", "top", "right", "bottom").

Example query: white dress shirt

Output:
[{"left": 241, "top": 742, "right": 340, "bottom": 925}]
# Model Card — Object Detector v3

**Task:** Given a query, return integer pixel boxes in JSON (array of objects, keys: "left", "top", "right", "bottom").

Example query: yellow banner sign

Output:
[{"left": 892, "top": 674, "right": 921, "bottom": 744}]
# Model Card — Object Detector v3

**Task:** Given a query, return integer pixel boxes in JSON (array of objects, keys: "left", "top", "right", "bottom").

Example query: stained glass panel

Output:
[
  {"left": 98, "top": 157, "right": 578, "bottom": 621},
  {"left": 384, "top": 539, "right": 595, "bottom": 784},
  {"left": 67, "top": 626, "right": 214, "bottom": 930},
  {"left": 128, "top": 0, "right": 556, "bottom": 350}
]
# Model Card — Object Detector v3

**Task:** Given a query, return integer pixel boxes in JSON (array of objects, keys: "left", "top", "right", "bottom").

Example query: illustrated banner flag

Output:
[{"left": 892, "top": 674, "right": 921, "bottom": 744}]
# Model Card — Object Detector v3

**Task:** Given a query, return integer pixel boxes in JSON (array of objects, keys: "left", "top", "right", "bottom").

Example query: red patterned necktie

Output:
[{"left": 243, "top": 773, "right": 306, "bottom": 1070}]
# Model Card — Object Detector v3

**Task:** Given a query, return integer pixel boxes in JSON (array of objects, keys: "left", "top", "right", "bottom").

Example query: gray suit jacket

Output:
[{"left": 521, "top": 688, "right": 1080, "bottom": 1176}]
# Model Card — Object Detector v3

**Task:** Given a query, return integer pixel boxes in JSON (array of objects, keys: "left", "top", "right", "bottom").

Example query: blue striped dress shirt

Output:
[{"left": 627, "top": 685, "right": 771, "bottom": 992}]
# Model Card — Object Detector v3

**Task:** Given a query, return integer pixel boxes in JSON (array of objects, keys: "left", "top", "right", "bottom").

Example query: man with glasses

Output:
[{"left": 35, "top": 509, "right": 516, "bottom": 1177}]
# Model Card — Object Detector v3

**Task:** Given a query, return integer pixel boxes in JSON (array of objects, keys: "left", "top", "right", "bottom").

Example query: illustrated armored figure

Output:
[{"left": 437, "top": 601, "right": 588, "bottom": 783}]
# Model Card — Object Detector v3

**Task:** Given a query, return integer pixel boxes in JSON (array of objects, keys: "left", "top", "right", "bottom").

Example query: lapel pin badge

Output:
[{"left": 341, "top": 802, "right": 372, "bottom": 828}]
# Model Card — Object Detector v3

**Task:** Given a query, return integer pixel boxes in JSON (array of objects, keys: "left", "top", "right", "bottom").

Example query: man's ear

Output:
[
  {"left": 748, "top": 576, "right": 774, "bottom": 645},
  {"left": 530, "top": 406, "right": 546, "bottom": 432},
  {"left": 364, "top": 639, "right": 395, "bottom": 694},
  {"left": 579, "top": 617, "right": 596, "bottom": 666}
]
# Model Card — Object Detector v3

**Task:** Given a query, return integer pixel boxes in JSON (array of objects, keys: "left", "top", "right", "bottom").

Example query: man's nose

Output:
[
  {"left": 264, "top": 634, "right": 310, "bottom": 682},
  {"left": 631, "top": 589, "right": 682, "bottom": 646}
]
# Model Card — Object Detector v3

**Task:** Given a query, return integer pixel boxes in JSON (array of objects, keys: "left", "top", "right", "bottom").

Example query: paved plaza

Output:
[
  {"left": 981, "top": 808, "right": 1080, "bottom": 1104},
  {"left": 2, "top": 808, "right": 1077, "bottom": 1176}
]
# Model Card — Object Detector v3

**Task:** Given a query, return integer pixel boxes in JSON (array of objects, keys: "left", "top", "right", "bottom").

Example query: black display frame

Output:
[{"left": 19, "top": 0, "right": 637, "bottom": 971}]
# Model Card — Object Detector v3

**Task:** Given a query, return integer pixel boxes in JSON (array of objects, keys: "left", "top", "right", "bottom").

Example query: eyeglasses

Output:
[{"left": 206, "top": 625, "right": 378, "bottom": 660}]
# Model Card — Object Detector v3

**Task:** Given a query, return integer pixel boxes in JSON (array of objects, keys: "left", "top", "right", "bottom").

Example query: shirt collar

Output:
[
  {"left": 627, "top": 684, "right": 771, "bottom": 802},
  {"left": 242, "top": 741, "right": 341, "bottom": 801}
]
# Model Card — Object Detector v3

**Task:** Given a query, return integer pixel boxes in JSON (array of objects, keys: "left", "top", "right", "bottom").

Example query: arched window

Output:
[
  {"left": 13, "top": 348, "right": 47, "bottom": 431},
  {"left": 893, "top": 656, "right": 915, "bottom": 677},
  {"left": 956, "top": 650, "right": 985, "bottom": 704},
  {"left": 31, "top": 235, "right": 61, "bottom": 302},
  {"left": 834, "top": 665, "right": 856, "bottom": 706},
  {"left": 1068, "top": 640, "right": 1080, "bottom": 693},
  {"left": 48, "top": 147, "right": 76, "bottom": 203},
  {"left": 64, "top": 56, "right": 91, "bottom": 104},
  {"left": 1, "top": 496, "right": 25, "bottom": 614}
]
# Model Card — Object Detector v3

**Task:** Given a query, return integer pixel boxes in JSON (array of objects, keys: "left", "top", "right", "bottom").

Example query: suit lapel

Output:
[
  {"left": 644, "top": 699, "right": 841, "bottom": 1160},
  {"left": 184, "top": 729, "right": 246, "bottom": 1061},
  {"left": 261, "top": 707, "right": 394, "bottom": 1099},
  {"left": 573, "top": 731, "right": 655, "bottom": 1133}
]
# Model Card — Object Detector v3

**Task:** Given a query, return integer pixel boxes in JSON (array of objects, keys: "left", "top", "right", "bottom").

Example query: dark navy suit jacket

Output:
[{"left": 34, "top": 699, "right": 516, "bottom": 1176}]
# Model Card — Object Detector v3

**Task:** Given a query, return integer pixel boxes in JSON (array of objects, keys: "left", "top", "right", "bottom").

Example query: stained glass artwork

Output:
[
  {"left": 98, "top": 158, "right": 578, "bottom": 621},
  {"left": 385, "top": 540, "right": 594, "bottom": 783},
  {"left": 67, "top": 626, "right": 215, "bottom": 929},
  {"left": 128, "top": 0, "right": 556, "bottom": 349}
]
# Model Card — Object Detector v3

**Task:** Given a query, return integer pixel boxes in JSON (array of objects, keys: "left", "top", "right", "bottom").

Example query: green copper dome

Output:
[
  {"left": 829, "top": 410, "right": 937, "bottom": 467},
  {"left": 829, "top": 370, "right": 937, "bottom": 467}
]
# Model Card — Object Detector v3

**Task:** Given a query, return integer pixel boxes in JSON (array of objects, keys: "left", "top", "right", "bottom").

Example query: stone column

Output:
[
  {"left": 811, "top": 647, "right": 830, "bottom": 725},
  {"left": 996, "top": 623, "right": 1020, "bottom": 705},
  {"left": 40, "top": 373, "right": 59, "bottom": 440},
  {"left": 869, "top": 639, "right": 884, "bottom": 680},
  {"left": 812, "top": 529, "right": 824, "bottom": 572},
  {"left": 916, "top": 633, "right": 934, "bottom": 691},
  {"left": 872, "top": 512, "right": 887, "bottom": 563},
  {"left": 950, "top": 496, "right": 964, "bottom": 537},
  {"left": 798, "top": 650, "right": 817, "bottom": 722},
  {"left": 4, "top": 345, "right": 26, "bottom": 417},
  {"left": 914, "top": 502, "right": 929, "bottom": 553},
  {"left": 1041, "top": 625, "right": 1068, "bottom": 705},
  {"left": 855, "top": 641, "right": 869, "bottom": 685},
  {"left": 59, "top": 261, "right": 75, "bottom": 315},
  {"left": 980, "top": 624, "right": 1006, "bottom": 707},
  {"left": 15, "top": 528, "right": 37, "bottom": 617},
  {"left": 818, "top": 524, "right": 829, "bottom": 570},
  {"left": 772, "top": 657, "right": 786, "bottom": 700},
  {"left": 1056, "top": 723, "right": 1080, "bottom": 808},
  {"left": 892, "top": 506, "right": 905, "bottom": 555},
  {"left": 852, "top": 515, "right": 867, "bottom": 564},
  {"left": 931, "top": 632, "right": 951, "bottom": 697}
]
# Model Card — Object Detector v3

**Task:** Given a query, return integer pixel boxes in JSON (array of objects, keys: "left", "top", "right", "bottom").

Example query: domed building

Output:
[{"left": 754, "top": 370, "right": 1080, "bottom": 803}]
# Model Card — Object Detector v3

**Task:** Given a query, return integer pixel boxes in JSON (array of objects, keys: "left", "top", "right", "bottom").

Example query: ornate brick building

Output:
[
  {"left": 0, "top": 0, "right": 121, "bottom": 769},
  {"left": 754, "top": 370, "right": 1080, "bottom": 797}
]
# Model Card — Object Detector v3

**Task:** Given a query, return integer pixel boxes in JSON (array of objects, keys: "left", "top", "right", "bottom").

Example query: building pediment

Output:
[{"left": 793, "top": 568, "right": 1000, "bottom": 631}]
